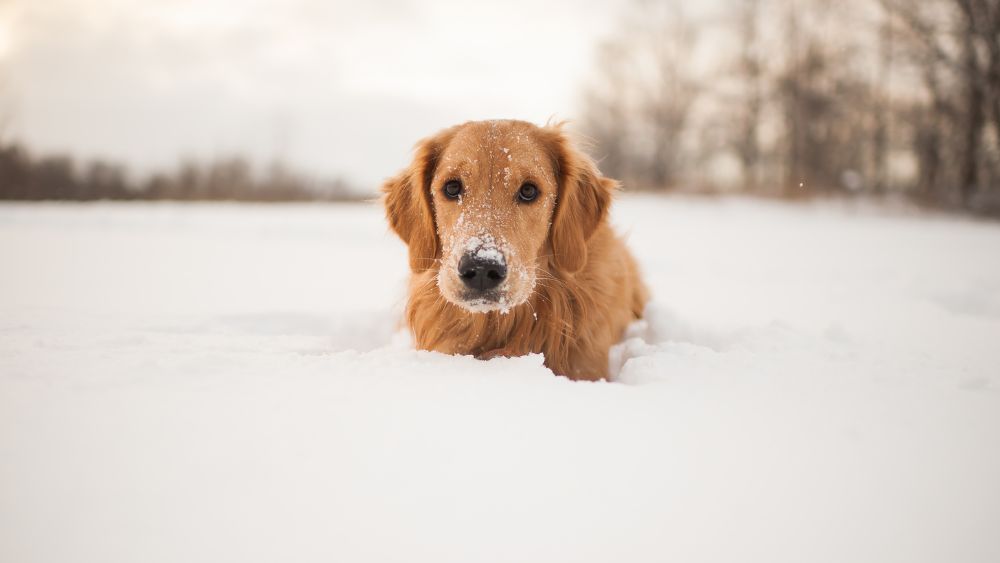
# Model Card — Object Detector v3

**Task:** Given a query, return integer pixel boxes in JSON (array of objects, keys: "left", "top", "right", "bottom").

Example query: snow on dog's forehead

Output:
[{"left": 435, "top": 122, "right": 554, "bottom": 190}]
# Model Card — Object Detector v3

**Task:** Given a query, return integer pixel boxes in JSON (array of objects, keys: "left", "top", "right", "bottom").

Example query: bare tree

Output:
[
  {"left": 871, "top": 2, "right": 894, "bottom": 192},
  {"left": 637, "top": 1, "right": 700, "bottom": 188},
  {"left": 956, "top": 0, "right": 986, "bottom": 204},
  {"left": 732, "top": 0, "right": 765, "bottom": 190},
  {"left": 771, "top": 0, "right": 871, "bottom": 194},
  {"left": 580, "top": 39, "right": 634, "bottom": 183},
  {"left": 581, "top": 0, "right": 700, "bottom": 190}
]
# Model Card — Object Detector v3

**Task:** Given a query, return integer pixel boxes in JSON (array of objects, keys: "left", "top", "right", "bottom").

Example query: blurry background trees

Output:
[
  {"left": 2, "top": 0, "right": 999, "bottom": 213},
  {"left": 582, "top": 0, "right": 1000, "bottom": 214},
  {"left": 0, "top": 145, "right": 359, "bottom": 201}
]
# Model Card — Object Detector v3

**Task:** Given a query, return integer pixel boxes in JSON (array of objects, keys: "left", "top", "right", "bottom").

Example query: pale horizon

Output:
[{"left": 0, "top": 0, "right": 645, "bottom": 189}]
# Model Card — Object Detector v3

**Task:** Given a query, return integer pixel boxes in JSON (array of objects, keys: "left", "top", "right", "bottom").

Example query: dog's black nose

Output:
[{"left": 458, "top": 253, "right": 507, "bottom": 291}]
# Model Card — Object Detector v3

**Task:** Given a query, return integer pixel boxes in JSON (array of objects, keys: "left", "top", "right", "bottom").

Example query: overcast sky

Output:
[{"left": 0, "top": 0, "right": 641, "bottom": 188}]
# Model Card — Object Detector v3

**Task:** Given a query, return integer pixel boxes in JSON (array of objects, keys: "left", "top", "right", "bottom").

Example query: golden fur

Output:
[{"left": 383, "top": 120, "right": 648, "bottom": 381}]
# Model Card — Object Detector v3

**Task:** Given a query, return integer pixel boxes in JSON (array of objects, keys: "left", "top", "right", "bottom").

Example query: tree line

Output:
[
  {"left": 0, "top": 139, "right": 359, "bottom": 202},
  {"left": 581, "top": 0, "right": 1000, "bottom": 215}
]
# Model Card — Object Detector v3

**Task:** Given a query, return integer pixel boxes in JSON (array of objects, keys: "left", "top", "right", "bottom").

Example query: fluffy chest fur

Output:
[{"left": 405, "top": 226, "right": 646, "bottom": 380}]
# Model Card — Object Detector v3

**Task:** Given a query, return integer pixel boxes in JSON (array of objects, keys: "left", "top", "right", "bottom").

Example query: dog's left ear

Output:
[
  {"left": 544, "top": 126, "right": 617, "bottom": 274},
  {"left": 382, "top": 127, "right": 457, "bottom": 272}
]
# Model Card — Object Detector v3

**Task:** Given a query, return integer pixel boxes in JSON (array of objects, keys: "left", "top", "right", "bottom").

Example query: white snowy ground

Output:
[{"left": 1, "top": 197, "right": 998, "bottom": 563}]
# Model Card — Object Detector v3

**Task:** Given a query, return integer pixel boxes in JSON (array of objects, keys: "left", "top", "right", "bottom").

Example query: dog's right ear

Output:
[{"left": 382, "top": 127, "right": 456, "bottom": 272}]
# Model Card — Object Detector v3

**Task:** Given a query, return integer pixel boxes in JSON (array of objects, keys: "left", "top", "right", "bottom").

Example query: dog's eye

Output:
[
  {"left": 442, "top": 180, "right": 463, "bottom": 200},
  {"left": 517, "top": 183, "right": 539, "bottom": 203}
]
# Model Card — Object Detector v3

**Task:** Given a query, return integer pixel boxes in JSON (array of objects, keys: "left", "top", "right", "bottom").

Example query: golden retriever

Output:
[{"left": 383, "top": 120, "right": 647, "bottom": 381}]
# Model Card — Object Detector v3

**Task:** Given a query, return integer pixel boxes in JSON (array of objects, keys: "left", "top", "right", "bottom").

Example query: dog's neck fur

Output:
[
  {"left": 407, "top": 258, "right": 588, "bottom": 378},
  {"left": 404, "top": 225, "right": 644, "bottom": 381}
]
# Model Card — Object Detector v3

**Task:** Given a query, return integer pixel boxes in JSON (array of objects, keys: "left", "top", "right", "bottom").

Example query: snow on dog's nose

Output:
[{"left": 457, "top": 236, "right": 507, "bottom": 292}]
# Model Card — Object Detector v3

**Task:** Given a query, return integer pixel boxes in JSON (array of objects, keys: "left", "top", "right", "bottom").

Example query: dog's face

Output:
[
  {"left": 429, "top": 122, "right": 557, "bottom": 312},
  {"left": 384, "top": 120, "right": 615, "bottom": 313}
]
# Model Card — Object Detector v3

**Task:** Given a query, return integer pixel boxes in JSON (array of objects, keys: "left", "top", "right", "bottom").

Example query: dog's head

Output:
[{"left": 383, "top": 120, "right": 616, "bottom": 313}]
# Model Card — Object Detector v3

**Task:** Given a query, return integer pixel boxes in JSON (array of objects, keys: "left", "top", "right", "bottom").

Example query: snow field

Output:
[{"left": 1, "top": 197, "right": 998, "bottom": 563}]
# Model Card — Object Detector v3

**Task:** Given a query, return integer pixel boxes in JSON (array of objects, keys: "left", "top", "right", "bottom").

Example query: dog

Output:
[{"left": 382, "top": 120, "right": 648, "bottom": 381}]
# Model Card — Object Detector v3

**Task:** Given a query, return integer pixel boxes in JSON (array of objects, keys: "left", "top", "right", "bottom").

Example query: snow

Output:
[
  {"left": 1, "top": 197, "right": 999, "bottom": 563},
  {"left": 464, "top": 234, "right": 506, "bottom": 265}
]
